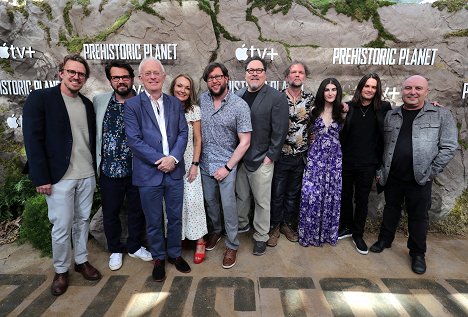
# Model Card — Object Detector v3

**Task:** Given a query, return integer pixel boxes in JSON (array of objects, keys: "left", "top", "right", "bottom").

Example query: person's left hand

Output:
[
  {"left": 187, "top": 164, "right": 198, "bottom": 183},
  {"left": 263, "top": 156, "right": 272, "bottom": 165},
  {"left": 156, "top": 156, "right": 176, "bottom": 173},
  {"left": 342, "top": 102, "right": 349, "bottom": 113}
]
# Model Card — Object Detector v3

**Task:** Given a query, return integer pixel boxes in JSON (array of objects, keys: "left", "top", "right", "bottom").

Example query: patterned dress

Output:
[
  {"left": 182, "top": 105, "right": 208, "bottom": 240},
  {"left": 298, "top": 117, "right": 342, "bottom": 247}
]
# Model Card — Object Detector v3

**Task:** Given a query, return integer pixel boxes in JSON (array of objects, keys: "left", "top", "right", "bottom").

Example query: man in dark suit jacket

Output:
[
  {"left": 235, "top": 57, "right": 289, "bottom": 256},
  {"left": 23, "top": 54, "right": 101, "bottom": 296},
  {"left": 124, "top": 58, "right": 189, "bottom": 282}
]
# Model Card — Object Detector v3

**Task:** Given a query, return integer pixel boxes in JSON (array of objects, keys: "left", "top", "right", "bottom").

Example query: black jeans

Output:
[
  {"left": 378, "top": 176, "right": 432, "bottom": 256},
  {"left": 340, "top": 166, "right": 375, "bottom": 237},
  {"left": 270, "top": 154, "right": 305, "bottom": 229},
  {"left": 100, "top": 174, "right": 146, "bottom": 254}
]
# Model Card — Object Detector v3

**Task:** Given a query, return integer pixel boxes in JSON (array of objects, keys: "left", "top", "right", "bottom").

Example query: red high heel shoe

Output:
[{"left": 194, "top": 241, "right": 206, "bottom": 264}]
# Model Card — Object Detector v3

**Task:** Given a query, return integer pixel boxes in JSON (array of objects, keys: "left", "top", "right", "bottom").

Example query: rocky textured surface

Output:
[{"left": 0, "top": 1, "right": 466, "bottom": 219}]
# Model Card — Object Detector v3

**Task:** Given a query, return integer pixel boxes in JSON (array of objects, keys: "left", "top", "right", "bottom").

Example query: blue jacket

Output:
[{"left": 377, "top": 101, "right": 458, "bottom": 186}]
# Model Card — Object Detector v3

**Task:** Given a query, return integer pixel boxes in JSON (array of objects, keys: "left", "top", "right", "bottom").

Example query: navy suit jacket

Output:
[
  {"left": 235, "top": 84, "right": 289, "bottom": 171},
  {"left": 124, "top": 92, "right": 188, "bottom": 187},
  {"left": 22, "top": 84, "right": 96, "bottom": 186}
]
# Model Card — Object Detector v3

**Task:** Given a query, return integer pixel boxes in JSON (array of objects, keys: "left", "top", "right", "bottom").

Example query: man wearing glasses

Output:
[
  {"left": 93, "top": 60, "right": 152, "bottom": 272},
  {"left": 23, "top": 54, "right": 101, "bottom": 296},
  {"left": 235, "top": 56, "right": 289, "bottom": 256},
  {"left": 124, "top": 58, "right": 189, "bottom": 282},
  {"left": 199, "top": 62, "right": 251, "bottom": 269}
]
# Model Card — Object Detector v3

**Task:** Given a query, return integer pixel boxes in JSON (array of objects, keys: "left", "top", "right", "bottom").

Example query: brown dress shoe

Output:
[
  {"left": 222, "top": 247, "right": 237, "bottom": 269},
  {"left": 280, "top": 223, "right": 298, "bottom": 242},
  {"left": 206, "top": 233, "right": 222, "bottom": 251},
  {"left": 74, "top": 261, "right": 102, "bottom": 281},
  {"left": 267, "top": 226, "right": 280, "bottom": 247},
  {"left": 51, "top": 272, "right": 69, "bottom": 296}
]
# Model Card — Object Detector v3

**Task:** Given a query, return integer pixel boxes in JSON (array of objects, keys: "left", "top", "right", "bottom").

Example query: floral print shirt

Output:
[{"left": 101, "top": 94, "right": 132, "bottom": 178}]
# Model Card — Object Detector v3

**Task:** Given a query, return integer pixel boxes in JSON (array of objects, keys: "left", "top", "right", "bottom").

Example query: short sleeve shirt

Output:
[{"left": 199, "top": 91, "right": 252, "bottom": 175}]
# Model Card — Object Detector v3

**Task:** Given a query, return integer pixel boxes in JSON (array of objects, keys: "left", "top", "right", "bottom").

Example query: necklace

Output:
[{"left": 360, "top": 106, "right": 370, "bottom": 117}]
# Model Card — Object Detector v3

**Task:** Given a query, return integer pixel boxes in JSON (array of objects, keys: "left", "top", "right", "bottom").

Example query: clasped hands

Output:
[{"left": 155, "top": 156, "right": 176, "bottom": 173}]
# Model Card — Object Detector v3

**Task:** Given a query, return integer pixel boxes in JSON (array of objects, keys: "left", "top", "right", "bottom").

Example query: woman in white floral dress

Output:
[{"left": 170, "top": 74, "right": 208, "bottom": 264}]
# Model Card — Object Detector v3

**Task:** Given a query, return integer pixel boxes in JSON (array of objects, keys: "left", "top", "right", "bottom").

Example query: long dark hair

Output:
[
  {"left": 351, "top": 73, "right": 382, "bottom": 111},
  {"left": 310, "top": 77, "right": 343, "bottom": 125},
  {"left": 169, "top": 74, "right": 197, "bottom": 113}
]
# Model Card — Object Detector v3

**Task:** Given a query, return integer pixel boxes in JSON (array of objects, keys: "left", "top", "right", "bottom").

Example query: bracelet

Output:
[
  {"left": 224, "top": 164, "right": 232, "bottom": 172},
  {"left": 192, "top": 161, "right": 199, "bottom": 166}
]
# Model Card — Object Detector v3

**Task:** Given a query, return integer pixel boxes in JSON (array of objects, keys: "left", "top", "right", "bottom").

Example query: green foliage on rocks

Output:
[
  {"left": 430, "top": 188, "right": 468, "bottom": 235},
  {"left": 0, "top": 60, "right": 14, "bottom": 75},
  {"left": 6, "top": 0, "right": 29, "bottom": 23},
  {"left": 444, "top": 28, "right": 468, "bottom": 38},
  {"left": 77, "top": 0, "right": 92, "bottom": 16},
  {"left": 98, "top": 0, "right": 109, "bottom": 13},
  {"left": 38, "top": 21, "right": 52, "bottom": 45},
  {"left": 32, "top": 1, "right": 53, "bottom": 20},
  {"left": 432, "top": 0, "right": 468, "bottom": 12},
  {"left": 19, "top": 195, "right": 52, "bottom": 257}
]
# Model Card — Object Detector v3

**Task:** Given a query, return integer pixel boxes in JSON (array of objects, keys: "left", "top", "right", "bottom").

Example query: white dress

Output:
[{"left": 182, "top": 105, "right": 208, "bottom": 240}]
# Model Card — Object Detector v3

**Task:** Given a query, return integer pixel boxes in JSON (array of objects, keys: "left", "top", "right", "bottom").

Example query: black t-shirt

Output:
[
  {"left": 389, "top": 107, "right": 421, "bottom": 182},
  {"left": 342, "top": 102, "right": 378, "bottom": 168},
  {"left": 242, "top": 90, "right": 260, "bottom": 108}
]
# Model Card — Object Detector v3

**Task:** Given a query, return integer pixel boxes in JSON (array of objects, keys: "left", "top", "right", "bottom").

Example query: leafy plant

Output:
[
  {"left": 0, "top": 168, "right": 36, "bottom": 221},
  {"left": 19, "top": 194, "right": 52, "bottom": 256}
]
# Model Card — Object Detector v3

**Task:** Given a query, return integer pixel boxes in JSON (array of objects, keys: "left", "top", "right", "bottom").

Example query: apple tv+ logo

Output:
[
  {"left": 235, "top": 44, "right": 278, "bottom": 62},
  {"left": 0, "top": 43, "right": 36, "bottom": 59}
]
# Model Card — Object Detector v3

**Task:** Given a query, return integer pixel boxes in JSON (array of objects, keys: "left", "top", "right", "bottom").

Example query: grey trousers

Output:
[
  {"left": 46, "top": 177, "right": 96, "bottom": 273},
  {"left": 236, "top": 162, "right": 274, "bottom": 242},
  {"left": 201, "top": 168, "right": 239, "bottom": 250}
]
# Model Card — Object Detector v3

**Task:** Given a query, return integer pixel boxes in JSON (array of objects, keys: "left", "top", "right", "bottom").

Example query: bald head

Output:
[{"left": 401, "top": 75, "right": 429, "bottom": 110}]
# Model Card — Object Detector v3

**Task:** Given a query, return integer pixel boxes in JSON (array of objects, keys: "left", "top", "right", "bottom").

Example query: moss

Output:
[
  {"left": 38, "top": 21, "right": 52, "bottom": 45},
  {"left": 0, "top": 60, "right": 14, "bottom": 75},
  {"left": 5, "top": 0, "right": 29, "bottom": 23},
  {"left": 444, "top": 28, "right": 468, "bottom": 38},
  {"left": 429, "top": 188, "right": 468, "bottom": 235},
  {"left": 63, "top": 0, "right": 74, "bottom": 35},
  {"left": 77, "top": 0, "right": 92, "bottom": 16},
  {"left": 6, "top": 8, "right": 15, "bottom": 23},
  {"left": 98, "top": 0, "right": 109, "bottom": 13},
  {"left": 432, "top": 0, "right": 468, "bottom": 12},
  {"left": 32, "top": 1, "right": 53, "bottom": 20},
  {"left": 94, "top": 13, "right": 131, "bottom": 41},
  {"left": 456, "top": 120, "right": 468, "bottom": 150}
]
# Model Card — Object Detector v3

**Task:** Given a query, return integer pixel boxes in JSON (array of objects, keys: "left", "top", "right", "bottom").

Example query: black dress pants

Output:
[
  {"left": 378, "top": 176, "right": 432, "bottom": 256},
  {"left": 340, "top": 165, "right": 375, "bottom": 237},
  {"left": 100, "top": 174, "right": 146, "bottom": 254},
  {"left": 270, "top": 154, "right": 305, "bottom": 228}
]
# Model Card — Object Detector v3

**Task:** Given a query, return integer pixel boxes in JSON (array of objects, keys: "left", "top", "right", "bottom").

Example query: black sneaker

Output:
[
  {"left": 152, "top": 259, "right": 166, "bottom": 282},
  {"left": 168, "top": 256, "right": 191, "bottom": 273},
  {"left": 252, "top": 241, "right": 266, "bottom": 256},
  {"left": 353, "top": 236, "right": 369, "bottom": 255},
  {"left": 238, "top": 224, "right": 251, "bottom": 233},
  {"left": 338, "top": 228, "right": 352, "bottom": 240}
]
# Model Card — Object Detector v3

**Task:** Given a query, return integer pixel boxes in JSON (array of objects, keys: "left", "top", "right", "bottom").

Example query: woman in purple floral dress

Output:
[{"left": 298, "top": 78, "right": 344, "bottom": 247}]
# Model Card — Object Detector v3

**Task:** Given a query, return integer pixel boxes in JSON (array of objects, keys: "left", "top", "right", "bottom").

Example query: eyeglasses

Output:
[
  {"left": 207, "top": 75, "right": 225, "bottom": 82},
  {"left": 246, "top": 68, "right": 264, "bottom": 75},
  {"left": 63, "top": 69, "right": 87, "bottom": 79},
  {"left": 110, "top": 75, "right": 132, "bottom": 82},
  {"left": 142, "top": 71, "right": 163, "bottom": 78}
]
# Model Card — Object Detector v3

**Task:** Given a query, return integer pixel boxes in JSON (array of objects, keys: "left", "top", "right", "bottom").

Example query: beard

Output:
[
  {"left": 289, "top": 81, "right": 302, "bottom": 88},
  {"left": 209, "top": 82, "right": 227, "bottom": 97},
  {"left": 114, "top": 84, "right": 133, "bottom": 97}
]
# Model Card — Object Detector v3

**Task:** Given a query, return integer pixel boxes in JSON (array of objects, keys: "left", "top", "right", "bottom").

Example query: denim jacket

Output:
[{"left": 377, "top": 101, "right": 458, "bottom": 186}]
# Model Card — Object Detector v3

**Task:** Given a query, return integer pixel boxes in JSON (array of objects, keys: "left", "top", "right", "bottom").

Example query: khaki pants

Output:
[{"left": 236, "top": 162, "right": 274, "bottom": 242}]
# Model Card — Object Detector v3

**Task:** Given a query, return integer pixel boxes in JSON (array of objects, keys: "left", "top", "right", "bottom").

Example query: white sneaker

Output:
[
  {"left": 109, "top": 253, "right": 123, "bottom": 271},
  {"left": 128, "top": 247, "right": 153, "bottom": 261}
]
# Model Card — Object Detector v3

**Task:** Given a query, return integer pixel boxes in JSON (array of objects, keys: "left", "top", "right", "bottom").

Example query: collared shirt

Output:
[
  {"left": 281, "top": 89, "right": 315, "bottom": 155},
  {"left": 101, "top": 93, "right": 132, "bottom": 178},
  {"left": 199, "top": 90, "right": 252, "bottom": 175},
  {"left": 146, "top": 91, "right": 169, "bottom": 156}
]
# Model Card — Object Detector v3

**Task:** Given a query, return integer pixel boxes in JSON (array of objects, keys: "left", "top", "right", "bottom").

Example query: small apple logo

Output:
[
  {"left": 0, "top": 43, "right": 10, "bottom": 59},
  {"left": 6, "top": 115, "right": 18, "bottom": 128},
  {"left": 235, "top": 44, "right": 248, "bottom": 61}
]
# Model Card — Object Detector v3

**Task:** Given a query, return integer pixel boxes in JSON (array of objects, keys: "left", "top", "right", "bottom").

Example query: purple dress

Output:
[{"left": 298, "top": 117, "right": 342, "bottom": 247}]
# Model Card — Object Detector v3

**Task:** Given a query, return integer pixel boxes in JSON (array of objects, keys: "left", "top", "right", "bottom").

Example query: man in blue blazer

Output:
[
  {"left": 23, "top": 54, "right": 101, "bottom": 296},
  {"left": 124, "top": 58, "right": 189, "bottom": 282}
]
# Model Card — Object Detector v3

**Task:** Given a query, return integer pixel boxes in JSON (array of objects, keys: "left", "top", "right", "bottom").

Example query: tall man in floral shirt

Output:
[{"left": 267, "top": 61, "right": 315, "bottom": 247}]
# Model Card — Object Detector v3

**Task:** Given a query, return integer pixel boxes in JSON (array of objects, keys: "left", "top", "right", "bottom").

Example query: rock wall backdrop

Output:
[{"left": 0, "top": 0, "right": 466, "bottom": 219}]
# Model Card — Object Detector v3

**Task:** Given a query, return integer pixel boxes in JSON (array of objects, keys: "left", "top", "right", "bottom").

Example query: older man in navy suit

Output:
[
  {"left": 23, "top": 54, "right": 101, "bottom": 296},
  {"left": 124, "top": 58, "right": 189, "bottom": 282}
]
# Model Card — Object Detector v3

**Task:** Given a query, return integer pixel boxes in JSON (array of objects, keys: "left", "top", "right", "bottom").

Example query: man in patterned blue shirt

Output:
[{"left": 94, "top": 60, "right": 152, "bottom": 271}]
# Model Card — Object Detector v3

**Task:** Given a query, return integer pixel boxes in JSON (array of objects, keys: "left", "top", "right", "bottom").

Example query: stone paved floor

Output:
[{"left": 0, "top": 232, "right": 467, "bottom": 316}]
